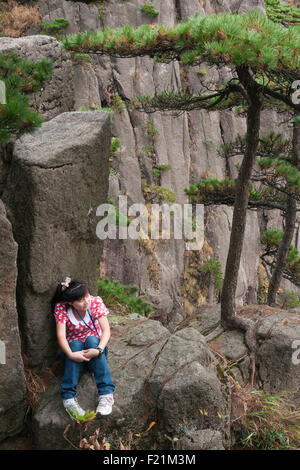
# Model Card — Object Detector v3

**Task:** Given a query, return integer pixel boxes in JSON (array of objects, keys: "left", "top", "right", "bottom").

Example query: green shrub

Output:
[
  {"left": 98, "top": 5, "right": 105, "bottom": 20},
  {"left": 154, "top": 185, "right": 176, "bottom": 202},
  {"left": 278, "top": 290, "right": 300, "bottom": 310},
  {"left": 151, "top": 167, "right": 161, "bottom": 179},
  {"left": 98, "top": 277, "right": 153, "bottom": 316},
  {"left": 72, "top": 53, "right": 93, "bottom": 63},
  {"left": 154, "top": 164, "right": 171, "bottom": 171},
  {"left": 141, "top": 3, "right": 159, "bottom": 17},
  {"left": 109, "top": 167, "right": 121, "bottom": 179},
  {"left": 0, "top": 53, "right": 52, "bottom": 143},
  {"left": 110, "top": 93, "right": 126, "bottom": 111},
  {"left": 107, "top": 199, "right": 130, "bottom": 226},
  {"left": 265, "top": 0, "right": 300, "bottom": 24},
  {"left": 40, "top": 17, "right": 70, "bottom": 33},
  {"left": 198, "top": 258, "right": 223, "bottom": 293},
  {"left": 142, "top": 119, "right": 159, "bottom": 139},
  {"left": 111, "top": 137, "right": 121, "bottom": 153}
]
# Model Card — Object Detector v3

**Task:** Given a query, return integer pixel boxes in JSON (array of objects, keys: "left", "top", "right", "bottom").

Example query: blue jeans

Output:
[{"left": 61, "top": 336, "right": 115, "bottom": 400}]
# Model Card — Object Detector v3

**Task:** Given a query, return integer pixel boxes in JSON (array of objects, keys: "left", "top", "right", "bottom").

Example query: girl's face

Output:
[{"left": 70, "top": 292, "right": 91, "bottom": 312}]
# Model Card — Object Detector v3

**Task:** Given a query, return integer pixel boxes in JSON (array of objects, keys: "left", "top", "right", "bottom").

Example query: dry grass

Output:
[
  {"left": 79, "top": 428, "right": 140, "bottom": 450},
  {"left": 230, "top": 377, "right": 300, "bottom": 449},
  {"left": 24, "top": 367, "right": 55, "bottom": 411},
  {"left": 0, "top": 0, "right": 41, "bottom": 37},
  {"left": 63, "top": 423, "right": 145, "bottom": 451}
]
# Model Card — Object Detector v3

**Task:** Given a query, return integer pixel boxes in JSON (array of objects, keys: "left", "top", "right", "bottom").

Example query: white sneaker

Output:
[
  {"left": 96, "top": 394, "right": 114, "bottom": 416},
  {"left": 63, "top": 397, "right": 85, "bottom": 419}
]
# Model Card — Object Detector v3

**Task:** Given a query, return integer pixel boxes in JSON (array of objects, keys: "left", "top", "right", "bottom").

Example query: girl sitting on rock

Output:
[{"left": 51, "top": 277, "right": 115, "bottom": 419}]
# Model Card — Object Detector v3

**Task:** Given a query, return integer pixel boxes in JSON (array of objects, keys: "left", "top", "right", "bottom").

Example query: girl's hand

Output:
[
  {"left": 70, "top": 351, "right": 90, "bottom": 362},
  {"left": 82, "top": 349, "right": 99, "bottom": 360}
]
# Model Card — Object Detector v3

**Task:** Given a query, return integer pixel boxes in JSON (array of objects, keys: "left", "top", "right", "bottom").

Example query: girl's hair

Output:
[{"left": 51, "top": 278, "right": 90, "bottom": 312}]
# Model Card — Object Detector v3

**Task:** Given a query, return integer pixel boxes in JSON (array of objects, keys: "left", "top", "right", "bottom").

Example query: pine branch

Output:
[
  {"left": 0, "top": 53, "right": 52, "bottom": 143},
  {"left": 62, "top": 11, "right": 300, "bottom": 81}
]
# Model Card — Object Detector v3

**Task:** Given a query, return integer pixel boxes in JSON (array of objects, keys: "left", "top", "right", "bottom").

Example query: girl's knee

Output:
[
  {"left": 84, "top": 335, "right": 99, "bottom": 349},
  {"left": 69, "top": 340, "right": 84, "bottom": 352}
]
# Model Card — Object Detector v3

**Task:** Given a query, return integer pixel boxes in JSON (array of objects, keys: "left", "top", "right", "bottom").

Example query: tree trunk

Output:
[
  {"left": 267, "top": 122, "right": 300, "bottom": 306},
  {"left": 220, "top": 66, "right": 263, "bottom": 353}
]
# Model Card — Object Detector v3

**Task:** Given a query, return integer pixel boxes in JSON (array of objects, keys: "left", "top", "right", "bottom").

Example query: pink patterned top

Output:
[{"left": 54, "top": 295, "right": 109, "bottom": 344}]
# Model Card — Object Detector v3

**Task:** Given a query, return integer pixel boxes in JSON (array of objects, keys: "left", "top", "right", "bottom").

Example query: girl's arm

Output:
[
  {"left": 97, "top": 315, "right": 111, "bottom": 350},
  {"left": 83, "top": 316, "right": 111, "bottom": 359},
  {"left": 56, "top": 322, "right": 88, "bottom": 362}
]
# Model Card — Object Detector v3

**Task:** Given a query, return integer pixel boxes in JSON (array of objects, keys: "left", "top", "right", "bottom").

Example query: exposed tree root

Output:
[{"left": 221, "top": 313, "right": 258, "bottom": 387}]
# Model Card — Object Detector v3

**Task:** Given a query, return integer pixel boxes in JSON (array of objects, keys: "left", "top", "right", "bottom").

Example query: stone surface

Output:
[
  {"left": 190, "top": 304, "right": 221, "bottom": 336},
  {"left": 0, "top": 200, "right": 27, "bottom": 441},
  {"left": 31, "top": 318, "right": 229, "bottom": 450},
  {"left": 2, "top": 111, "right": 111, "bottom": 367},
  {"left": 256, "top": 311, "right": 300, "bottom": 405},
  {"left": 182, "top": 304, "right": 300, "bottom": 392},
  {"left": 210, "top": 329, "right": 248, "bottom": 361},
  {"left": 177, "top": 428, "right": 225, "bottom": 450}
]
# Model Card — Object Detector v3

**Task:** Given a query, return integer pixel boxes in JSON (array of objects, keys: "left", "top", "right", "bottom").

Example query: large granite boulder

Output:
[
  {"left": 0, "top": 200, "right": 27, "bottom": 441},
  {"left": 31, "top": 317, "right": 230, "bottom": 450},
  {"left": 256, "top": 311, "right": 300, "bottom": 405},
  {"left": 2, "top": 111, "right": 111, "bottom": 367}
]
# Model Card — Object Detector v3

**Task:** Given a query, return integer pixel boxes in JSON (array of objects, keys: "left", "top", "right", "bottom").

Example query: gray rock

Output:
[
  {"left": 177, "top": 429, "right": 224, "bottom": 450},
  {"left": 214, "top": 0, "right": 265, "bottom": 14},
  {"left": 0, "top": 200, "right": 27, "bottom": 441},
  {"left": 2, "top": 111, "right": 111, "bottom": 367},
  {"left": 32, "top": 319, "right": 229, "bottom": 450},
  {"left": 210, "top": 329, "right": 248, "bottom": 361},
  {"left": 157, "top": 361, "right": 227, "bottom": 436},
  {"left": 256, "top": 312, "right": 300, "bottom": 405},
  {"left": 191, "top": 304, "right": 221, "bottom": 336}
]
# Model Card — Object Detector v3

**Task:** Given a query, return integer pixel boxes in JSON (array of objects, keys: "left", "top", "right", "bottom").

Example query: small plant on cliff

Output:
[
  {"left": 142, "top": 180, "right": 176, "bottom": 203},
  {"left": 141, "top": 3, "right": 159, "bottom": 17},
  {"left": 110, "top": 93, "right": 126, "bottom": 112},
  {"left": 198, "top": 258, "right": 223, "bottom": 293},
  {"left": 98, "top": 277, "right": 153, "bottom": 316},
  {"left": 106, "top": 198, "right": 129, "bottom": 226},
  {"left": 261, "top": 229, "right": 300, "bottom": 289},
  {"left": 111, "top": 137, "right": 121, "bottom": 153},
  {"left": 277, "top": 289, "right": 300, "bottom": 309},
  {"left": 142, "top": 119, "right": 159, "bottom": 139},
  {"left": 40, "top": 17, "right": 70, "bottom": 34},
  {"left": 72, "top": 53, "right": 94, "bottom": 64},
  {"left": 151, "top": 164, "right": 171, "bottom": 182},
  {"left": 98, "top": 4, "right": 106, "bottom": 21}
]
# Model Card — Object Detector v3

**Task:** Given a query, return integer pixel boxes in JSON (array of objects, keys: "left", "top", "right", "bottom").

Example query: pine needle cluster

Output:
[{"left": 0, "top": 52, "right": 52, "bottom": 143}]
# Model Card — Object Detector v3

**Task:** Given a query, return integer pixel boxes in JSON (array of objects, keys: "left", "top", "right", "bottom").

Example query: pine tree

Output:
[
  {"left": 0, "top": 53, "right": 52, "bottom": 144},
  {"left": 186, "top": 129, "right": 300, "bottom": 304},
  {"left": 62, "top": 11, "right": 300, "bottom": 367}
]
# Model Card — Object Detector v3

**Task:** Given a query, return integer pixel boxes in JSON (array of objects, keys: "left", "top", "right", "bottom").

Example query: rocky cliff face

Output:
[
  {"left": 2, "top": 0, "right": 296, "bottom": 330},
  {"left": 0, "top": 0, "right": 299, "bottom": 448},
  {"left": 35, "top": 0, "right": 274, "bottom": 327}
]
